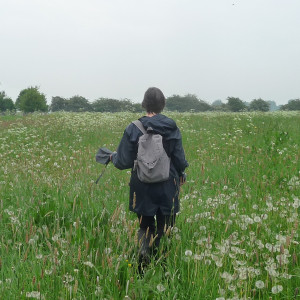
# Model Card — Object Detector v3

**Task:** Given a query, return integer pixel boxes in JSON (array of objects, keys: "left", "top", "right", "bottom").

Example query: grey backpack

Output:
[{"left": 132, "top": 120, "right": 170, "bottom": 183}]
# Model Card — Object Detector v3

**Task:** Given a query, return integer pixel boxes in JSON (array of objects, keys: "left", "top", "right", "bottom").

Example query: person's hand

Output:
[{"left": 179, "top": 173, "right": 186, "bottom": 186}]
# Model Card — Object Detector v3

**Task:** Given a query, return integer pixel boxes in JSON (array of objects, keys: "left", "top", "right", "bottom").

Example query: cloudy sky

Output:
[{"left": 1, "top": 0, "right": 300, "bottom": 105}]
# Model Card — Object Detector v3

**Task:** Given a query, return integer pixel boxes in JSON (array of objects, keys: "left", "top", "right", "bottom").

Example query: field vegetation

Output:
[{"left": 0, "top": 111, "right": 299, "bottom": 299}]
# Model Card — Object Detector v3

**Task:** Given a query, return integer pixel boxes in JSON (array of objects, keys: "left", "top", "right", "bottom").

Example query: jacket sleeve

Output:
[
  {"left": 170, "top": 136, "right": 189, "bottom": 176},
  {"left": 111, "top": 129, "right": 137, "bottom": 170}
]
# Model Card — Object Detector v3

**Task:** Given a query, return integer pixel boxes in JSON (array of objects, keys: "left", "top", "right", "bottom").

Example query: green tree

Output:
[
  {"left": 211, "top": 99, "right": 228, "bottom": 111},
  {"left": 166, "top": 94, "right": 212, "bottom": 112},
  {"left": 16, "top": 87, "right": 48, "bottom": 113},
  {"left": 267, "top": 100, "right": 279, "bottom": 111},
  {"left": 92, "top": 98, "right": 120, "bottom": 112},
  {"left": 92, "top": 98, "right": 139, "bottom": 112},
  {"left": 50, "top": 96, "right": 67, "bottom": 112},
  {"left": 0, "top": 91, "right": 15, "bottom": 112},
  {"left": 212, "top": 99, "right": 223, "bottom": 107},
  {"left": 131, "top": 102, "right": 143, "bottom": 113},
  {"left": 227, "top": 97, "right": 247, "bottom": 112},
  {"left": 65, "top": 96, "right": 92, "bottom": 112},
  {"left": 249, "top": 98, "right": 270, "bottom": 112},
  {"left": 280, "top": 99, "right": 300, "bottom": 111}
]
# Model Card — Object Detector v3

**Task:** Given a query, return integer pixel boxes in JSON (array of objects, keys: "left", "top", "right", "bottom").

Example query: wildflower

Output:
[
  {"left": 185, "top": 250, "right": 192, "bottom": 256},
  {"left": 26, "top": 291, "right": 40, "bottom": 299},
  {"left": 255, "top": 280, "right": 265, "bottom": 289},
  {"left": 104, "top": 247, "right": 112, "bottom": 255},
  {"left": 228, "top": 284, "right": 236, "bottom": 291},
  {"left": 254, "top": 216, "right": 261, "bottom": 223},
  {"left": 64, "top": 274, "right": 74, "bottom": 283},
  {"left": 271, "top": 285, "right": 283, "bottom": 294},
  {"left": 175, "top": 234, "right": 181, "bottom": 240},
  {"left": 281, "top": 272, "right": 292, "bottom": 279},
  {"left": 45, "top": 269, "right": 53, "bottom": 275},
  {"left": 28, "top": 239, "right": 36, "bottom": 245},
  {"left": 83, "top": 261, "right": 94, "bottom": 268},
  {"left": 94, "top": 286, "right": 102, "bottom": 296},
  {"left": 215, "top": 261, "right": 223, "bottom": 267},
  {"left": 172, "top": 227, "right": 179, "bottom": 233},
  {"left": 157, "top": 283, "right": 165, "bottom": 292},
  {"left": 52, "top": 234, "right": 60, "bottom": 242},
  {"left": 292, "top": 197, "right": 300, "bottom": 209},
  {"left": 194, "top": 254, "right": 202, "bottom": 260},
  {"left": 220, "top": 272, "right": 234, "bottom": 283},
  {"left": 199, "top": 225, "right": 206, "bottom": 231}
]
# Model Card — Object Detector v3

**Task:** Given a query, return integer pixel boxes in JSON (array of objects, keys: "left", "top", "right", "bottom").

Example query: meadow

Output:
[{"left": 0, "top": 111, "right": 299, "bottom": 300}]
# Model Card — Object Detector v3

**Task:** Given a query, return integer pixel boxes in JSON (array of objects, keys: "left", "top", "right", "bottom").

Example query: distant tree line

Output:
[
  {"left": 1, "top": 86, "right": 300, "bottom": 113},
  {"left": 50, "top": 96, "right": 143, "bottom": 113}
]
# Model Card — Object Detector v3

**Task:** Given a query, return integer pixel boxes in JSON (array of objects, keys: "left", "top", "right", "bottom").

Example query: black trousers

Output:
[{"left": 137, "top": 209, "right": 176, "bottom": 248}]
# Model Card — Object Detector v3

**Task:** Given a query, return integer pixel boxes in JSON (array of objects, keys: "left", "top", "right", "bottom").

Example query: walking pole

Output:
[{"left": 95, "top": 162, "right": 109, "bottom": 184}]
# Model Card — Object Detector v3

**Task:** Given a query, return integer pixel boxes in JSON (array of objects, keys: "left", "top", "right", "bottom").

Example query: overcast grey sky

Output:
[{"left": 1, "top": 0, "right": 300, "bottom": 105}]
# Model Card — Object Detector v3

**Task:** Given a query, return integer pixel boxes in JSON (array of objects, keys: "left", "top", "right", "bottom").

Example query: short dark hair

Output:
[{"left": 142, "top": 87, "right": 165, "bottom": 113}]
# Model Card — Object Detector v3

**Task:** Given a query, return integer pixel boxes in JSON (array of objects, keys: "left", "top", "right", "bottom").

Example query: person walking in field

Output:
[{"left": 110, "top": 87, "right": 188, "bottom": 268}]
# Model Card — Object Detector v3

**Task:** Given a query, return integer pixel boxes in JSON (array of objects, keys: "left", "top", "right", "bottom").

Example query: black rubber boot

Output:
[{"left": 137, "top": 229, "right": 152, "bottom": 274}]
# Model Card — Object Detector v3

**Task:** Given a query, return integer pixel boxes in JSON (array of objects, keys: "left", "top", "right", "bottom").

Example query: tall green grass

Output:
[{"left": 0, "top": 111, "right": 299, "bottom": 299}]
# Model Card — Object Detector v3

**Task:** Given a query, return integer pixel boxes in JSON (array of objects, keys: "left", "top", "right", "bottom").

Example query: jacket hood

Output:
[{"left": 138, "top": 114, "right": 181, "bottom": 140}]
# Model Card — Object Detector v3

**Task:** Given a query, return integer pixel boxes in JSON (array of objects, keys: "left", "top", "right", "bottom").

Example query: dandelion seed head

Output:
[
  {"left": 157, "top": 283, "right": 165, "bottom": 292},
  {"left": 104, "top": 247, "right": 112, "bottom": 255},
  {"left": 26, "top": 291, "right": 40, "bottom": 299},
  {"left": 83, "top": 261, "right": 94, "bottom": 268},
  {"left": 255, "top": 280, "right": 265, "bottom": 289},
  {"left": 271, "top": 285, "right": 283, "bottom": 294}
]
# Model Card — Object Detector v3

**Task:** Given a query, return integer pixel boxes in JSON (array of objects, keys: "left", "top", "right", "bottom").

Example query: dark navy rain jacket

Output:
[{"left": 111, "top": 114, "right": 188, "bottom": 216}]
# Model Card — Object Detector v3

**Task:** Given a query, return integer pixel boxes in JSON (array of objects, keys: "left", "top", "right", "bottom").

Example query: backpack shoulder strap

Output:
[{"left": 132, "top": 120, "right": 147, "bottom": 135}]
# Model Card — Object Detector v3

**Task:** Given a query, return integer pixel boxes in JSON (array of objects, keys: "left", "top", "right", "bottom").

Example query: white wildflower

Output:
[
  {"left": 52, "top": 234, "right": 60, "bottom": 242},
  {"left": 157, "top": 283, "right": 165, "bottom": 292},
  {"left": 94, "top": 286, "right": 102, "bottom": 296},
  {"left": 271, "top": 285, "right": 283, "bottom": 294},
  {"left": 83, "top": 261, "right": 94, "bottom": 268},
  {"left": 185, "top": 250, "right": 192, "bottom": 256},
  {"left": 45, "top": 269, "right": 53, "bottom": 275},
  {"left": 104, "top": 247, "right": 112, "bottom": 255},
  {"left": 255, "top": 280, "right": 265, "bottom": 289},
  {"left": 28, "top": 239, "right": 36, "bottom": 245},
  {"left": 292, "top": 197, "right": 300, "bottom": 209},
  {"left": 281, "top": 272, "right": 292, "bottom": 279},
  {"left": 254, "top": 216, "right": 261, "bottom": 223},
  {"left": 26, "top": 291, "right": 40, "bottom": 299}
]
